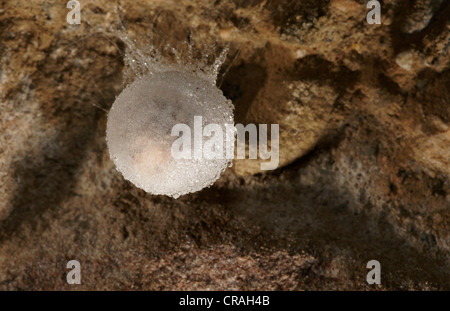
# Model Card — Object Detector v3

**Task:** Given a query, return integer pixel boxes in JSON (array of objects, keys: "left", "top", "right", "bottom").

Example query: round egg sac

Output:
[{"left": 106, "top": 70, "right": 235, "bottom": 198}]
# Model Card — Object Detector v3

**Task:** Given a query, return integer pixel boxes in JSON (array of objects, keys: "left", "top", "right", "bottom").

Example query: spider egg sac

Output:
[{"left": 106, "top": 70, "right": 235, "bottom": 198}]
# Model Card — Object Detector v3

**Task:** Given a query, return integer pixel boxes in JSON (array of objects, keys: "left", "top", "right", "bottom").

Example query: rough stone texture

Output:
[{"left": 0, "top": 0, "right": 449, "bottom": 290}]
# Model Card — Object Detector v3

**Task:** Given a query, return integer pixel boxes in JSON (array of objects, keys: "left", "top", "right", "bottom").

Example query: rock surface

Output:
[{"left": 0, "top": 0, "right": 449, "bottom": 290}]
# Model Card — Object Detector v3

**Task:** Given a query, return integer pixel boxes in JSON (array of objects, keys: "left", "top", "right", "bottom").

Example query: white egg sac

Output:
[{"left": 106, "top": 70, "right": 234, "bottom": 198}]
